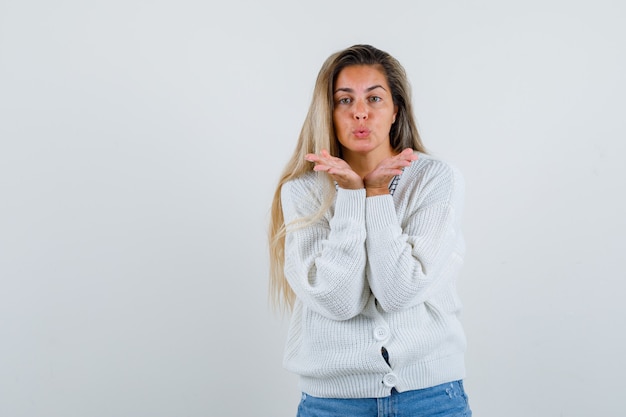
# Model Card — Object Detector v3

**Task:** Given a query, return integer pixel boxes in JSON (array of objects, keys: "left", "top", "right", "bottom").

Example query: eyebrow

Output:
[{"left": 334, "top": 84, "right": 388, "bottom": 94}]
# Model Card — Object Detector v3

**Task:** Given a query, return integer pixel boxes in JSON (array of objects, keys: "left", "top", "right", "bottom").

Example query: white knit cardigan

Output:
[{"left": 281, "top": 153, "right": 467, "bottom": 398}]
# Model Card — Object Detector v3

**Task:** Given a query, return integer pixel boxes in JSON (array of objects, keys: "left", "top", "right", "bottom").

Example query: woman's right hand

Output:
[{"left": 305, "top": 149, "right": 364, "bottom": 190}]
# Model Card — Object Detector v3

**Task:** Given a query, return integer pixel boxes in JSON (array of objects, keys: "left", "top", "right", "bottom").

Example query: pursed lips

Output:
[{"left": 352, "top": 128, "right": 371, "bottom": 138}]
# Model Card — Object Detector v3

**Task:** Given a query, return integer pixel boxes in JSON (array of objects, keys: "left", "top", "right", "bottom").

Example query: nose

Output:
[{"left": 354, "top": 101, "right": 368, "bottom": 120}]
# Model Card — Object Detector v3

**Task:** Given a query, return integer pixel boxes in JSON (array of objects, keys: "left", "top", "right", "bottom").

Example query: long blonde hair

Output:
[{"left": 268, "top": 44, "right": 426, "bottom": 312}]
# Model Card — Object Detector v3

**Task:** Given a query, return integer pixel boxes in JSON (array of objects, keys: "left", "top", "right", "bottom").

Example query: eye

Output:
[
  {"left": 337, "top": 97, "right": 352, "bottom": 105},
  {"left": 369, "top": 96, "right": 382, "bottom": 103}
]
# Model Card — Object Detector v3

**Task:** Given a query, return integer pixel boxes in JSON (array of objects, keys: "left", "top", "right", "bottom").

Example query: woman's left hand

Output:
[{"left": 363, "top": 148, "right": 418, "bottom": 196}]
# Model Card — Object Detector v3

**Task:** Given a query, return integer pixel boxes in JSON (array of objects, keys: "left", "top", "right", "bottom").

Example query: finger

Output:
[
  {"left": 400, "top": 148, "right": 418, "bottom": 161},
  {"left": 378, "top": 157, "right": 410, "bottom": 171},
  {"left": 386, "top": 150, "right": 417, "bottom": 169},
  {"left": 306, "top": 150, "right": 335, "bottom": 165},
  {"left": 327, "top": 167, "right": 352, "bottom": 176},
  {"left": 314, "top": 162, "right": 350, "bottom": 174}
]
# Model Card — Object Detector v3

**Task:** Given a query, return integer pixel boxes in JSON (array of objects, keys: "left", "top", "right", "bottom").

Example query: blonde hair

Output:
[{"left": 268, "top": 44, "right": 426, "bottom": 312}]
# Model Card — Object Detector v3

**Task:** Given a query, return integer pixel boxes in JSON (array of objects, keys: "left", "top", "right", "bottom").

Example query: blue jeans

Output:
[{"left": 296, "top": 380, "right": 471, "bottom": 417}]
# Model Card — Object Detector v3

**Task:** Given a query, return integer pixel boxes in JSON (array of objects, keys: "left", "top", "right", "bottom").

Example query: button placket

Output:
[
  {"left": 382, "top": 372, "right": 398, "bottom": 388},
  {"left": 373, "top": 326, "right": 389, "bottom": 341}
]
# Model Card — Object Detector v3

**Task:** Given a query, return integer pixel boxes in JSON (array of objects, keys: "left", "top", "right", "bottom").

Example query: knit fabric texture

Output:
[{"left": 280, "top": 152, "right": 467, "bottom": 399}]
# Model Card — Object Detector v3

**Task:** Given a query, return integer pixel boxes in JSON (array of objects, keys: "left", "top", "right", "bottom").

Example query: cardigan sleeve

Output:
[
  {"left": 281, "top": 177, "right": 369, "bottom": 320},
  {"left": 364, "top": 160, "right": 465, "bottom": 312}
]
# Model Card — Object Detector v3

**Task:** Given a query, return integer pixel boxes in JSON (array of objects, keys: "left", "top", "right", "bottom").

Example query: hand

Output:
[
  {"left": 305, "top": 149, "right": 364, "bottom": 190},
  {"left": 363, "top": 148, "right": 418, "bottom": 196}
]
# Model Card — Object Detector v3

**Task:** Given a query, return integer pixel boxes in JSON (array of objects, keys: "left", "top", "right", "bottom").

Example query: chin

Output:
[{"left": 344, "top": 147, "right": 374, "bottom": 155}]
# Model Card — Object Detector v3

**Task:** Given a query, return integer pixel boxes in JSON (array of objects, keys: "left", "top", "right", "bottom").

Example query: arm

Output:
[
  {"left": 365, "top": 161, "right": 465, "bottom": 312},
  {"left": 281, "top": 177, "right": 369, "bottom": 320}
]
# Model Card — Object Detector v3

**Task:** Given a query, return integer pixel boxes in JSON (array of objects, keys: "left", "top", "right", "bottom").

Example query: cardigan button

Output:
[
  {"left": 373, "top": 327, "right": 389, "bottom": 341},
  {"left": 382, "top": 373, "right": 398, "bottom": 388}
]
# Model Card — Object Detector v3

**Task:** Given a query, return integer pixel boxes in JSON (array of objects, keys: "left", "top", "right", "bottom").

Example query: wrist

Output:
[{"left": 366, "top": 186, "right": 390, "bottom": 197}]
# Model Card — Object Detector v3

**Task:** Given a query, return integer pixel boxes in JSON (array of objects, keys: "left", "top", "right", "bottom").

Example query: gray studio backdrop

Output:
[{"left": 1, "top": 1, "right": 625, "bottom": 416}]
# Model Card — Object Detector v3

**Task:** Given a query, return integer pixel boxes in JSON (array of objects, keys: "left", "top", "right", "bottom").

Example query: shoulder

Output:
[
  {"left": 280, "top": 171, "right": 326, "bottom": 215},
  {"left": 281, "top": 171, "right": 319, "bottom": 199},
  {"left": 408, "top": 153, "right": 463, "bottom": 184},
  {"left": 401, "top": 152, "right": 465, "bottom": 204}
]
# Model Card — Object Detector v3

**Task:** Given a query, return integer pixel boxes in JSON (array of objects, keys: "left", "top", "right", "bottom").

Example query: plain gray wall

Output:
[{"left": 1, "top": 0, "right": 625, "bottom": 416}]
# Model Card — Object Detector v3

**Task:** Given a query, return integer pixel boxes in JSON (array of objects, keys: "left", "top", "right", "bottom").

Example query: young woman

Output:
[{"left": 269, "top": 44, "right": 471, "bottom": 417}]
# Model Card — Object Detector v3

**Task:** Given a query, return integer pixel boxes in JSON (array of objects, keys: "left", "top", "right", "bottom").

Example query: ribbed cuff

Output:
[
  {"left": 365, "top": 194, "right": 397, "bottom": 231},
  {"left": 334, "top": 188, "right": 366, "bottom": 222}
]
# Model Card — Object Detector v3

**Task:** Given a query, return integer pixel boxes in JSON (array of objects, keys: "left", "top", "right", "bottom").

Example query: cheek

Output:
[
  {"left": 332, "top": 110, "right": 342, "bottom": 125},
  {"left": 333, "top": 114, "right": 347, "bottom": 133}
]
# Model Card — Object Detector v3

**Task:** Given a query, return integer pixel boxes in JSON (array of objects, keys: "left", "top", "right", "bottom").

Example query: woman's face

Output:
[{"left": 332, "top": 65, "right": 398, "bottom": 160}]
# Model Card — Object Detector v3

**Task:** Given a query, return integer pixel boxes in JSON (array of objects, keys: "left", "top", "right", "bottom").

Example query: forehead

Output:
[{"left": 334, "top": 65, "right": 389, "bottom": 90}]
